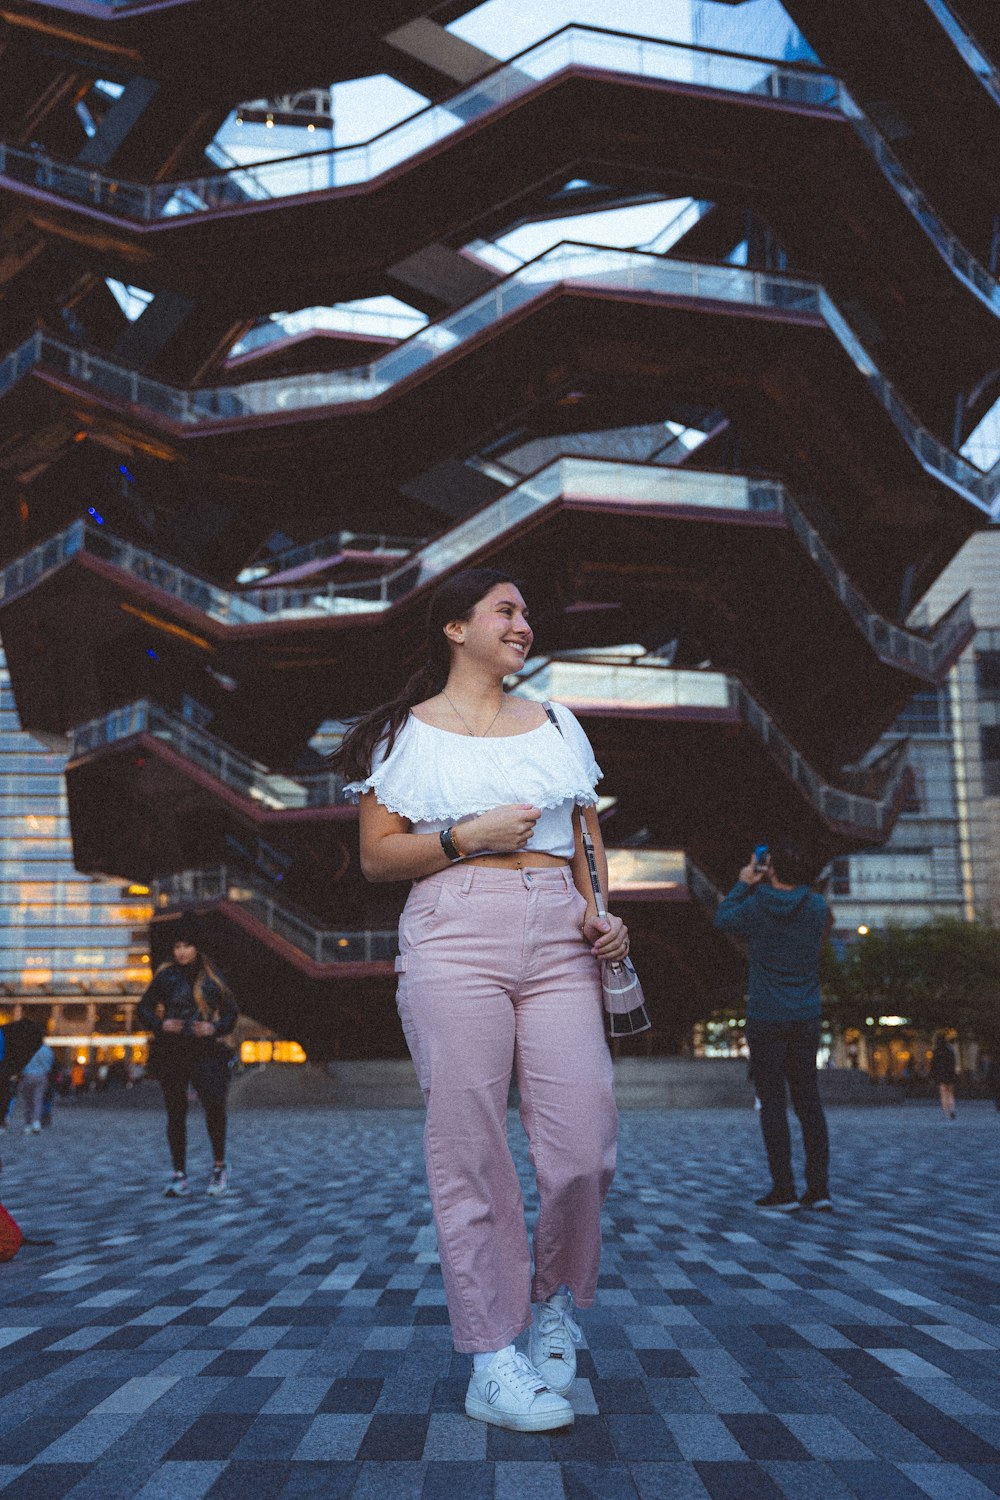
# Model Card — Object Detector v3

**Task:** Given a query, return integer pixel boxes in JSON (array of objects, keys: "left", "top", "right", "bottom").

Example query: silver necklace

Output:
[{"left": 442, "top": 689, "right": 504, "bottom": 738}]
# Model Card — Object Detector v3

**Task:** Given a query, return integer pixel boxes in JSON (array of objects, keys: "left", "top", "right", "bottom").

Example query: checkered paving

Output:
[{"left": 0, "top": 1095, "right": 998, "bottom": 1498}]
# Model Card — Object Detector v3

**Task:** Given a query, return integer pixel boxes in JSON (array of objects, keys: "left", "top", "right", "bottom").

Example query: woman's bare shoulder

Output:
[
  {"left": 504, "top": 694, "right": 549, "bottom": 728},
  {"left": 409, "top": 695, "right": 448, "bottom": 728}
]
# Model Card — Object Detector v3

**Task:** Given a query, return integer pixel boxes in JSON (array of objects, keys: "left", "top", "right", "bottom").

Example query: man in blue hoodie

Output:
[{"left": 715, "top": 840, "right": 833, "bottom": 1212}]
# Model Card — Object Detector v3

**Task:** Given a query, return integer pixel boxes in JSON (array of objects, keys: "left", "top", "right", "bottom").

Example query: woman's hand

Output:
[
  {"left": 459, "top": 803, "right": 541, "bottom": 854},
  {"left": 161, "top": 1018, "right": 183, "bottom": 1034},
  {"left": 192, "top": 1021, "right": 215, "bottom": 1038},
  {"left": 582, "top": 909, "right": 630, "bottom": 961}
]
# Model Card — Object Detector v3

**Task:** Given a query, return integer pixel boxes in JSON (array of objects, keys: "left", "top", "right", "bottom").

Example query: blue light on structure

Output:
[
  {"left": 146, "top": 649, "right": 159, "bottom": 660},
  {"left": 87, "top": 507, "right": 105, "bottom": 525},
  {"left": 118, "top": 464, "right": 135, "bottom": 482}
]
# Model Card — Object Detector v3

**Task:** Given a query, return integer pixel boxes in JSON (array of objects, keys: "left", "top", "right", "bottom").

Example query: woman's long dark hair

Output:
[
  {"left": 330, "top": 567, "right": 522, "bottom": 783},
  {"left": 152, "top": 951, "right": 229, "bottom": 1019}
]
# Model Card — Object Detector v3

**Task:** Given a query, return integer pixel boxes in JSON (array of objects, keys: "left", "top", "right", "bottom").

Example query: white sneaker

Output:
[
  {"left": 207, "top": 1166, "right": 229, "bottom": 1196},
  {"left": 465, "top": 1347, "right": 574, "bottom": 1432},
  {"left": 164, "top": 1172, "right": 189, "bottom": 1198},
  {"left": 528, "top": 1294, "right": 583, "bottom": 1394}
]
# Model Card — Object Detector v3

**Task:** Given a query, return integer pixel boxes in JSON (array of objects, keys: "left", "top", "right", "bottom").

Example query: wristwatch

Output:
[{"left": 440, "top": 826, "right": 465, "bottom": 862}]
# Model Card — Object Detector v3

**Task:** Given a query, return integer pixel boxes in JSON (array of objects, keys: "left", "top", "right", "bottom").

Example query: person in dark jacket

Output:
[
  {"left": 715, "top": 840, "right": 833, "bottom": 1212},
  {"left": 137, "top": 915, "right": 238, "bottom": 1197},
  {"left": 0, "top": 1019, "right": 44, "bottom": 1165},
  {"left": 0, "top": 1018, "right": 44, "bottom": 1119},
  {"left": 928, "top": 1031, "right": 958, "bottom": 1120}
]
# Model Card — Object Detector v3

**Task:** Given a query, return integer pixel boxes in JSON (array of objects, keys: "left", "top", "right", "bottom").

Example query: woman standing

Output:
[
  {"left": 928, "top": 1030, "right": 958, "bottom": 1120},
  {"left": 137, "top": 915, "right": 238, "bottom": 1196},
  {"left": 334, "top": 568, "right": 624, "bottom": 1433}
]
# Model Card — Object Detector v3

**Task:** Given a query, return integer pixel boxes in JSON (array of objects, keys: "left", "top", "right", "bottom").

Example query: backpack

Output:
[{"left": 0, "top": 1202, "right": 23, "bottom": 1261}]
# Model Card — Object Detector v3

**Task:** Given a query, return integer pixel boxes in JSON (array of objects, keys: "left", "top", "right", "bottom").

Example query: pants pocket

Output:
[
  {"left": 568, "top": 885, "right": 589, "bottom": 928},
  {"left": 399, "top": 882, "right": 450, "bottom": 947}
]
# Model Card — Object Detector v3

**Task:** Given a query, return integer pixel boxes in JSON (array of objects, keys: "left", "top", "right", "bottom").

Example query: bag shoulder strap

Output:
[
  {"left": 544, "top": 701, "right": 581, "bottom": 825},
  {"left": 545, "top": 704, "right": 604, "bottom": 911}
]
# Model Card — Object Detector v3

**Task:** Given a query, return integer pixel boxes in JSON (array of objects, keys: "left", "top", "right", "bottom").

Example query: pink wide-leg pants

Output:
[{"left": 395, "top": 864, "right": 618, "bottom": 1353}]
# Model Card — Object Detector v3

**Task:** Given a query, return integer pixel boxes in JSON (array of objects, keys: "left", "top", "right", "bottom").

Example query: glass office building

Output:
[
  {"left": 923, "top": 530, "right": 1000, "bottom": 924},
  {"left": 830, "top": 528, "right": 1000, "bottom": 932},
  {"left": 0, "top": 642, "right": 151, "bottom": 1039},
  {"left": 828, "top": 686, "right": 964, "bottom": 931}
]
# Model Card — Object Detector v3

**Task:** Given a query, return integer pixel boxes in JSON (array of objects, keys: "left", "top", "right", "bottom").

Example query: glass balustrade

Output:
[
  {"left": 601, "top": 844, "right": 750, "bottom": 938},
  {"left": 923, "top": 0, "right": 1000, "bottom": 107},
  {"left": 0, "top": 30, "right": 835, "bottom": 219},
  {"left": 518, "top": 654, "right": 910, "bottom": 835},
  {"left": 1, "top": 20, "right": 996, "bottom": 330},
  {"left": 153, "top": 867, "right": 397, "bottom": 967},
  {"left": 0, "top": 458, "right": 972, "bottom": 684},
  {"left": 229, "top": 305, "right": 428, "bottom": 362},
  {"left": 605, "top": 848, "right": 687, "bottom": 891},
  {"left": 517, "top": 658, "right": 736, "bottom": 712},
  {"left": 259, "top": 528, "right": 423, "bottom": 579},
  {"left": 9, "top": 243, "right": 996, "bottom": 520},
  {"left": 684, "top": 857, "right": 726, "bottom": 919},
  {"left": 71, "top": 700, "right": 348, "bottom": 809}
]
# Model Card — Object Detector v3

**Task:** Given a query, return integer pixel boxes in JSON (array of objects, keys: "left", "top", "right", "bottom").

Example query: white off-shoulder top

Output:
[{"left": 344, "top": 700, "right": 601, "bottom": 858}]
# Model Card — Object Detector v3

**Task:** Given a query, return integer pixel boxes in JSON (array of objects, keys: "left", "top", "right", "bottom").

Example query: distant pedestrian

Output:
[
  {"left": 136, "top": 915, "right": 238, "bottom": 1197},
  {"left": 18, "top": 1044, "right": 54, "bottom": 1134},
  {"left": 0, "top": 1019, "right": 44, "bottom": 1126},
  {"left": 715, "top": 840, "right": 833, "bottom": 1213},
  {"left": 928, "top": 1031, "right": 958, "bottom": 1120}
]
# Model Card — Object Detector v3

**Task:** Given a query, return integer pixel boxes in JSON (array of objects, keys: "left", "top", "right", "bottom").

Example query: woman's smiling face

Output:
[{"left": 448, "top": 581, "right": 533, "bottom": 674}]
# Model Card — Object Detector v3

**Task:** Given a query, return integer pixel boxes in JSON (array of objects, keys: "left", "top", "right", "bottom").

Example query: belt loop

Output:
[
  {"left": 461, "top": 866, "right": 475, "bottom": 894},
  {"left": 562, "top": 867, "right": 573, "bottom": 892}
]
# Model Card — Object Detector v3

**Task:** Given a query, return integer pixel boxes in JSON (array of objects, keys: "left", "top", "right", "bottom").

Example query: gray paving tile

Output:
[
  {"left": 629, "top": 1466, "right": 712, "bottom": 1499},
  {"left": 495, "top": 1462, "right": 567, "bottom": 1500},
  {"left": 898, "top": 1463, "right": 1000, "bottom": 1499}
]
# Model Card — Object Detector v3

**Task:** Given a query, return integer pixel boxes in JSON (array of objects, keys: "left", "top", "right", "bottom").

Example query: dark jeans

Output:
[
  {"left": 747, "top": 1017, "right": 829, "bottom": 1197},
  {"left": 155, "top": 1040, "right": 230, "bottom": 1173}
]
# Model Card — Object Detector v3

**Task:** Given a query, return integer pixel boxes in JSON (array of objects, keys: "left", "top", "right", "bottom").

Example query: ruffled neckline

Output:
[{"left": 344, "top": 708, "right": 600, "bottom": 824}]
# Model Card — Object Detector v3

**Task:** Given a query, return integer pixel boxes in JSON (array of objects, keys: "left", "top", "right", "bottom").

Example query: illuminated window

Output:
[
  {"left": 273, "top": 1041, "right": 307, "bottom": 1063},
  {"left": 240, "top": 1039, "right": 307, "bottom": 1065}
]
